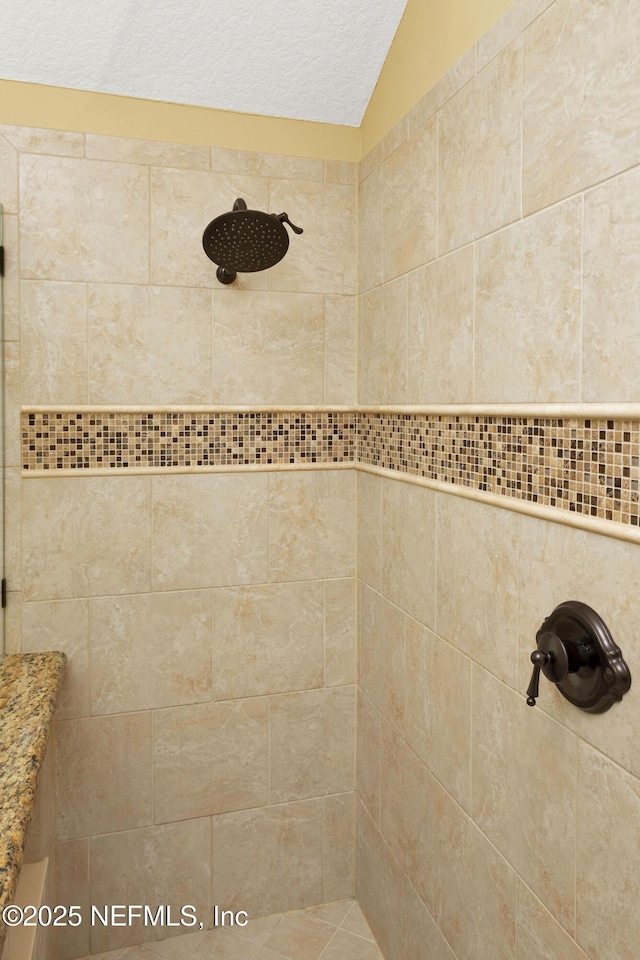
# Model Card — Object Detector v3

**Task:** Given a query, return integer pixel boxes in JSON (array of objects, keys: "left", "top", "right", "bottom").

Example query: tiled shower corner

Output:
[{"left": 86, "top": 901, "right": 382, "bottom": 960}]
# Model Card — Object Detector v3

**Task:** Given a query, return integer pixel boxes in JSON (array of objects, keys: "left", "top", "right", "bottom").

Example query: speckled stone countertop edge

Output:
[{"left": 0, "top": 651, "right": 66, "bottom": 952}]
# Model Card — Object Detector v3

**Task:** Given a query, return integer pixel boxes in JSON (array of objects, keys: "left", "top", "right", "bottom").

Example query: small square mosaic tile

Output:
[
  {"left": 22, "top": 411, "right": 356, "bottom": 471},
  {"left": 357, "top": 413, "right": 640, "bottom": 527},
  {"left": 21, "top": 410, "right": 640, "bottom": 529}
]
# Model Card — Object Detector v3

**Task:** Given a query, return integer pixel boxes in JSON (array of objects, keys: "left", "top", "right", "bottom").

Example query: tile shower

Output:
[
  {"left": 3, "top": 131, "right": 359, "bottom": 959},
  {"left": 4, "top": 1, "right": 640, "bottom": 960}
]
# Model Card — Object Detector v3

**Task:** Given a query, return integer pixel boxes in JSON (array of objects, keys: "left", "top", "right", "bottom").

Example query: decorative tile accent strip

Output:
[
  {"left": 22, "top": 411, "right": 356, "bottom": 471},
  {"left": 358, "top": 414, "right": 640, "bottom": 526},
  {"left": 21, "top": 410, "right": 640, "bottom": 527}
]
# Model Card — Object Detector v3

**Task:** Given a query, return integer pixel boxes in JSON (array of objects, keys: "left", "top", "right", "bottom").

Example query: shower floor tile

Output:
[{"left": 88, "top": 900, "right": 384, "bottom": 960}]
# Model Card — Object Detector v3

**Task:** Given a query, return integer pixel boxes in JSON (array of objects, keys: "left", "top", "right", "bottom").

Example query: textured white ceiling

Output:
[{"left": 4, "top": 0, "right": 409, "bottom": 126}]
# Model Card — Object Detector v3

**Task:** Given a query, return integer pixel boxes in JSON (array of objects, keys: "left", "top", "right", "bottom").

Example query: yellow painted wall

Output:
[
  {"left": 0, "top": 0, "right": 518, "bottom": 160},
  {"left": 0, "top": 80, "right": 361, "bottom": 161},
  {"left": 361, "top": 0, "right": 518, "bottom": 154}
]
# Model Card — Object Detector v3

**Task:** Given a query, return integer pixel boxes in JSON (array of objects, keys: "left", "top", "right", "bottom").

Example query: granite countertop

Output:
[{"left": 0, "top": 652, "right": 66, "bottom": 952}]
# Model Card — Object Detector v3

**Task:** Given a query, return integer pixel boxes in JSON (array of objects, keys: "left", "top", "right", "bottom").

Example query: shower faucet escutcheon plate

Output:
[
  {"left": 202, "top": 197, "right": 303, "bottom": 284},
  {"left": 525, "top": 600, "right": 631, "bottom": 713}
]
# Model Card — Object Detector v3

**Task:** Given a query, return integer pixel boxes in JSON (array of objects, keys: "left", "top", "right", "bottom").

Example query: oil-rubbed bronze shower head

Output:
[{"left": 202, "top": 198, "right": 303, "bottom": 284}]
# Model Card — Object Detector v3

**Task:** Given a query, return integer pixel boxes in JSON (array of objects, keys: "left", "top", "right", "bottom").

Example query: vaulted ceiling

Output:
[{"left": 4, "top": 0, "right": 409, "bottom": 126}]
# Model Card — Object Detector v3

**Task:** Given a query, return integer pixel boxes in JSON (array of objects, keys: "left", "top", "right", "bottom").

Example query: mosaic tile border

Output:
[
  {"left": 21, "top": 411, "right": 356, "bottom": 471},
  {"left": 358, "top": 413, "right": 640, "bottom": 526},
  {"left": 21, "top": 410, "right": 640, "bottom": 528}
]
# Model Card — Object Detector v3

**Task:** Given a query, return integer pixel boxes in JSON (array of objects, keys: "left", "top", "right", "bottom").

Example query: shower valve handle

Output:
[
  {"left": 277, "top": 212, "right": 303, "bottom": 234},
  {"left": 526, "top": 631, "right": 570, "bottom": 707},
  {"left": 526, "top": 649, "right": 551, "bottom": 706}
]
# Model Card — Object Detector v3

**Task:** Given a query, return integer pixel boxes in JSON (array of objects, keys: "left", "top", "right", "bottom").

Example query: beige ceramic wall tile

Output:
[
  {"left": 153, "top": 697, "right": 268, "bottom": 822},
  {"left": 212, "top": 800, "right": 322, "bottom": 917},
  {"left": 358, "top": 167, "right": 383, "bottom": 294},
  {"left": 151, "top": 473, "right": 268, "bottom": 591},
  {"left": 356, "top": 803, "right": 406, "bottom": 960},
  {"left": 86, "top": 134, "right": 210, "bottom": 169},
  {"left": 4, "top": 341, "right": 21, "bottom": 468},
  {"left": 357, "top": 471, "right": 382, "bottom": 592},
  {"left": 20, "top": 280, "right": 88, "bottom": 404},
  {"left": 268, "top": 470, "right": 355, "bottom": 581},
  {"left": 436, "top": 493, "right": 519, "bottom": 687},
  {"left": 476, "top": 0, "right": 555, "bottom": 71},
  {"left": 21, "top": 599, "right": 90, "bottom": 719},
  {"left": 472, "top": 666, "right": 577, "bottom": 930},
  {"left": 577, "top": 742, "right": 640, "bottom": 960},
  {"left": 324, "top": 160, "right": 357, "bottom": 185},
  {"left": 0, "top": 133, "right": 18, "bottom": 213},
  {"left": 322, "top": 793, "right": 356, "bottom": 901},
  {"left": 269, "top": 686, "right": 355, "bottom": 802},
  {"left": 4, "top": 592, "right": 21, "bottom": 655},
  {"left": 402, "top": 620, "right": 472, "bottom": 813},
  {"left": 211, "top": 289, "right": 324, "bottom": 404},
  {"left": 1, "top": 124, "right": 84, "bottom": 156},
  {"left": 406, "top": 46, "right": 476, "bottom": 137},
  {"left": 357, "top": 689, "right": 381, "bottom": 825},
  {"left": 211, "top": 147, "right": 324, "bottom": 181},
  {"left": 358, "top": 582, "right": 405, "bottom": 731},
  {"left": 383, "top": 118, "right": 437, "bottom": 281},
  {"left": 523, "top": 0, "right": 640, "bottom": 214},
  {"left": 267, "top": 179, "right": 356, "bottom": 295},
  {"left": 55, "top": 839, "right": 90, "bottom": 960},
  {"left": 22, "top": 476, "right": 151, "bottom": 601},
  {"left": 324, "top": 295, "right": 357, "bottom": 404},
  {"left": 150, "top": 167, "right": 269, "bottom": 289},
  {"left": 90, "top": 819, "right": 211, "bottom": 953},
  {"left": 517, "top": 881, "right": 591, "bottom": 960},
  {"left": 359, "top": 117, "right": 409, "bottom": 185},
  {"left": 433, "top": 785, "right": 517, "bottom": 960},
  {"left": 265, "top": 153, "right": 325, "bottom": 181},
  {"left": 381, "top": 479, "right": 436, "bottom": 629},
  {"left": 430, "top": 637, "right": 473, "bottom": 814},
  {"left": 359, "top": 277, "right": 408, "bottom": 404},
  {"left": 475, "top": 198, "right": 582, "bottom": 402},
  {"left": 583, "top": 166, "right": 640, "bottom": 400},
  {"left": 407, "top": 245, "right": 474, "bottom": 403},
  {"left": 88, "top": 284, "right": 213, "bottom": 404},
  {"left": 2, "top": 214, "right": 19, "bottom": 341},
  {"left": 380, "top": 721, "right": 434, "bottom": 910},
  {"left": 213, "top": 580, "right": 324, "bottom": 698},
  {"left": 439, "top": 43, "right": 522, "bottom": 254},
  {"left": 20, "top": 155, "right": 149, "bottom": 282},
  {"left": 401, "top": 617, "right": 433, "bottom": 768},
  {"left": 5, "top": 467, "right": 21, "bottom": 593},
  {"left": 90, "top": 590, "right": 212, "bottom": 714},
  {"left": 403, "top": 881, "right": 457, "bottom": 960},
  {"left": 56, "top": 712, "right": 152, "bottom": 841},
  {"left": 517, "top": 515, "right": 640, "bottom": 781},
  {"left": 324, "top": 578, "right": 356, "bottom": 686}
]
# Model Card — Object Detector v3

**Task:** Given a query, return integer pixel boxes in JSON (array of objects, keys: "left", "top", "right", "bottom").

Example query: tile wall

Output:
[
  {"left": 356, "top": 2, "right": 640, "bottom": 960},
  {"left": 3, "top": 1, "right": 640, "bottom": 960},
  {"left": 0, "top": 127, "right": 358, "bottom": 957}
]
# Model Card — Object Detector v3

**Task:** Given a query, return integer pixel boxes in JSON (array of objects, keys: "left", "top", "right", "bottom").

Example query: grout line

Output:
[
  {"left": 520, "top": 38, "right": 524, "bottom": 223},
  {"left": 471, "top": 241, "right": 476, "bottom": 403},
  {"left": 578, "top": 191, "right": 585, "bottom": 404},
  {"left": 436, "top": 110, "right": 440, "bottom": 260}
]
